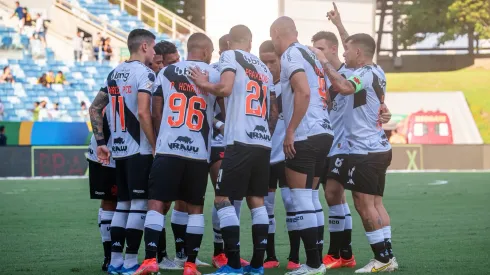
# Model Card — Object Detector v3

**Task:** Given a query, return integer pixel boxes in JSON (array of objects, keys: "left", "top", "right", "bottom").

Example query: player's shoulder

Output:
[
  {"left": 210, "top": 62, "right": 220, "bottom": 72},
  {"left": 282, "top": 43, "right": 300, "bottom": 62}
]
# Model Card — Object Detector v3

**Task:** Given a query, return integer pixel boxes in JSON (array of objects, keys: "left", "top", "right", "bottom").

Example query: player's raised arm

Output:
[
  {"left": 89, "top": 86, "right": 111, "bottom": 164},
  {"left": 137, "top": 71, "right": 156, "bottom": 152},
  {"left": 327, "top": 2, "right": 349, "bottom": 50}
]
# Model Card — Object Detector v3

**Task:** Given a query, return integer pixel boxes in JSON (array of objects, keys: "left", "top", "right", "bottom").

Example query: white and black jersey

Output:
[{"left": 270, "top": 81, "right": 285, "bottom": 164}]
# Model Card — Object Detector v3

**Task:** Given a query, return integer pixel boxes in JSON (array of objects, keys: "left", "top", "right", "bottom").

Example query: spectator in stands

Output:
[
  {"left": 38, "top": 100, "right": 48, "bottom": 121},
  {"left": 93, "top": 32, "right": 104, "bottom": 61},
  {"left": 54, "top": 71, "right": 68, "bottom": 85},
  {"left": 46, "top": 70, "right": 55, "bottom": 85},
  {"left": 38, "top": 73, "right": 49, "bottom": 88},
  {"left": 389, "top": 129, "right": 407, "bottom": 144},
  {"left": 11, "top": 1, "right": 25, "bottom": 34},
  {"left": 0, "top": 66, "right": 15, "bottom": 84},
  {"left": 23, "top": 7, "right": 32, "bottom": 27},
  {"left": 79, "top": 101, "right": 89, "bottom": 121},
  {"left": 35, "top": 13, "right": 46, "bottom": 48},
  {"left": 0, "top": 126, "right": 6, "bottom": 146},
  {"left": 103, "top": 37, "right": 112, "bottom": 61},
  {"left": 73, "top": 32, "right": 83, "bottom": 62},
  {"left": 31, "top": 101, "right": 40, "bottom": 121},
  {"left": 0, "top": 100, "right": 4, "bottom": 121},
  {"left": 49, "top": 102, "right": 61, "bottom": 121}
]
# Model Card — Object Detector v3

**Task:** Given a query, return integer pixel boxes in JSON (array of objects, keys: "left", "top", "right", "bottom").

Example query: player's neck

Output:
[
  {"left": 355, "top": 58, "right": 374, "bottom": 69},
  {"left": 230, "top": 45, "right": 249, "bottom": 52},
  {"left": 128, "top": 53, "right": 147, "bottom": 66},
  {"left": 187, "top": 53, "right": 204, "bottom": 62}
]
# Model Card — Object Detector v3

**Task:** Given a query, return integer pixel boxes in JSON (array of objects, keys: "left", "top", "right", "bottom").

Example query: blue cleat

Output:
[
  {"left": 107, "top": 264, "right": 123, "bottom": 275},
  {"left": 243, "top": 265, "right": 264, "bottom": 275},
  {"left": 120, "top": 264, "right": 141, "bottom": 275},
  {"left": 204, "top": 265, "right": 244, "bottom": 275}
]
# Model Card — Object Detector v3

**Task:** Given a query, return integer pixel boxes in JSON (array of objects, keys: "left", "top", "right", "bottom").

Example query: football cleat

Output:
[
  {"left": 240, "top": 258, "right": 250, "bottom": 267},
  {"left": 263, "top": 258, "right": 280, "bottom": 269},
  {"left": 133, "top": 258, "right": 159, "bottom": 275},
  {"left": 196, "top": 258, "right": 211, "bottom": 267},
  {"left": 159, "top": 256, "right": 183, "bottom": 270},
  {"left": 284, "top": 264, "right": 326, "bottom": 275},
  {"left": 121, "top": 264, "right": 141, "bottom": 275},
  {"left": 212, "top": 253, "right": 228, "bottom": 268},
  {"left": 341, "top": 255, "right": 357, "bottom": 268},
  {"left": 175, "top": 256, "right": 211, "bottom": 268},
  {"left": 354, "top": 259, "right": 394, "bottom": 273},
  {"left": 204, "top": 265, "right": 244, "bottom": 275},
  {"left": 322, "top": 254, "right": 342, "bottom": 269},
  {"left": 183, "top": 262, "right": 202, "bottom": 275},
  {"left": 243, "top": 265, "right": 264, "bottom": 275},
  {"left": 107, "top": 264, "right": 123, "bottom": 275},
  {"left": 391, "top": 257, "right": 399, "bottom": 270},
  {"left": 286, "top": 261, "right": 301, "bottom": 270},
  {"left": 102, "top": 257, "right": 111, "bottom": 271}
]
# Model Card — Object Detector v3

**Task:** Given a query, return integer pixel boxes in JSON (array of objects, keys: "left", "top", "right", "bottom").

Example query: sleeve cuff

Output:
[
  {"left": 153, "top": 86, "right": 163, "bottom": 97},
  {"left": 221, "top": 68, "right": 236, "bottom": 75},
  {"left": 289, "top": 69, "right": 305, "bottom": 80},
  {"left": 101, "top": 87, "right": 108, "bottom": 93},
  {"left": 138, "top": 89, "right": 152, "bottom": 95}
]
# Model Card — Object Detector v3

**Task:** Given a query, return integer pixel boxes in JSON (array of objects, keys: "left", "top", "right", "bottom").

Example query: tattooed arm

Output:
[
  {"left": 327, "top": 2, "right": 349, "bottom": 50},
  {"left": 89, "top": 89, "right": 109, "bottom": 143},
  {"left": 268, "top": 91, "right": 279, "bottom": 136}
]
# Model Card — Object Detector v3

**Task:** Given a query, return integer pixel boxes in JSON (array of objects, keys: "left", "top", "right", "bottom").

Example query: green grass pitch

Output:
[{"left": 1, "top": 172, "right": 489, "bottom": 275}]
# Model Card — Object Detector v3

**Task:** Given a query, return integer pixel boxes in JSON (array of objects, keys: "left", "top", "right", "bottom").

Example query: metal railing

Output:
[{"left": 110, "top": 0, "right": 206, "bottom": 40}]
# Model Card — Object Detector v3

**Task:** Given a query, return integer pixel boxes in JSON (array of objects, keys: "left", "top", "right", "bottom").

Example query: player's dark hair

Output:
[
  {"left": 187, "top": 32, "right": 212, "bottom": 52},
  {"left": 155, "top": 41, "right": 177, "bottom": 57},
  {"left": 229, "top": 25, "right": 252, "bottom": 43},
  {"left": 259, "top": 40, "right": 275, "bottom": 54},
  {"left": 127, "top": 29, "right": 156, "bottom": 53},
  {"left": 311, "top": 31, "right": 338, "bottom": 46},
  {"left": 345, "top": 33, "right": 376, "bottom": 58},
  {"left": 219, "top": 34, "right": 230, "bottom": 52}
]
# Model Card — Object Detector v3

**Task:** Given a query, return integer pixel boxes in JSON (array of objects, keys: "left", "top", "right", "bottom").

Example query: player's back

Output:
[
  {"left": 106, "top": 61, "right": 156, "bottom": 158},
  {"left": 280, "top": 42, "right": 333, "bottom": 141},
  {"left": 345, "top": 64, "right": 391, "bottom": 154},
  {"left": 219, "top": 49, "right": 273, "bottom": 148},
  {"left": 155, "top": 60, "right": 218, "bottom": 161},
  {"left": 327, "top": 64, "right": 353, "bottom": 157}
]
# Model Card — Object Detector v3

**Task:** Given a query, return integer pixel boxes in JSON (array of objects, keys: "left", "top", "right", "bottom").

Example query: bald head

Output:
[
  {"left": 270, "top": 16, "right": 297, "bottom": 36},
  {"left": 228, "top": 25, "right": 252, "bottom": 52},
  {"left": 187, "top": 32, "right": 214, "bottom": 64},
  {"left": 218, "top": 34, "right": 230, "bottom": 54},
  {"left": 270, "top": 16, "right": 298, "bottom": 55}
]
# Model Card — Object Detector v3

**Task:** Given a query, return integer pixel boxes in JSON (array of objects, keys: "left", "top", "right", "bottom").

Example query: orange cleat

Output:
[
  {"left": 212, "top": 253, "right": 228, "bottom": 268},
  {"left": 263, "top": 259, "right": 280, "bottom": 269},
  {"left": 240, "top": 258, "right": 250, "bottom": 267},
  {"left": 183, "top": 262, "right": 201, "bottom": 275},
  {"left": 341, "top": 255, "right": 357, "bottom": 268},
  {"left": 322, "top": 254, "right": 342, "bottom": 269},
  {"left": 286, "top": 261, "right": 301, "bottom": 270},
  {"left": 134, "top": 258, "right": 159, "bottom": 275}
]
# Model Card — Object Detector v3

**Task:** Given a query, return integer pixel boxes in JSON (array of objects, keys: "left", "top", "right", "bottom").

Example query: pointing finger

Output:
[{"left": 333, "top": 2, "right": 338, "bottom": 11}]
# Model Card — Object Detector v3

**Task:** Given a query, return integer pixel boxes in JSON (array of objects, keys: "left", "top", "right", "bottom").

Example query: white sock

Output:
[
  {"left": 312, "top": 190, "right": 324, "bottom": 228},
  {"left": 212, "top": 206, "right": 223, "bottom": 243},
  {"left": 328, "top": 204, "right": 345, "bottom": 233},
  {"left": 343, "top": 203, "right": 352, "bottom": 231},
  {"left": 382, "top": 226, "right": 391, "bottom": 241},
  {"left": 100, "top": 210, "right": 114, "bottom": 242},
  {"left": 233, "top": 199, "right": 243, "bottom": 220},
  {"left": 98, "top": 207, "right": 102, "bottom": 227},
  {"left": 281, "top": 187, "right": 296, "bottom": 232},
  {"left": 265, "top": 192, "right": 276, "bottom": 234},
  {"left": 290, "top": 189, "right": 317, "bottom": 231}
]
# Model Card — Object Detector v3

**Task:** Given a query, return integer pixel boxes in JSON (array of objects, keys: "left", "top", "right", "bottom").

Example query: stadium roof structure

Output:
[{"left": 385, "top": 92, "right": 483, "bottom": 144}]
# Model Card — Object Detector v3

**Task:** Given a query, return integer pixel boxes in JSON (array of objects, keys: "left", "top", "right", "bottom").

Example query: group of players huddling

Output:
[{"left": 87, "top": 4, "right": 398, "bottom": 275}]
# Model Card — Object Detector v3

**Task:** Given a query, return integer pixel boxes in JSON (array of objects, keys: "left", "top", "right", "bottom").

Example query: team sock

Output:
[
  {"left": 366, "top": 229, "right": 389, "bottom": 263},
  {"left": 281, "top": 187, "right": 300, "bottom": 263},
  {"left": 217, "top": 205, "right": 241, "bottom": 269},
  {"left": 250, "top": 206, "right": 269, "bottom": 268},
  {"left": 312, "top": 190, "right": 324, "bottom": 257},
  {"left": 291, "top": 188, "right": 321, "bottom": 268},
  {"left": 232, "top": 199, "right": 243, "bottom": 220},
  {"left": 98, "top": 207, "right": 102, "bottom": 227},
  {"left": 327, "top": 204, "right": 345, "bottom": 259},
  {"left": 157, "top": 217, "right": 167, "bottom": 262},
  {"left": 212, "top": 206, "right": 224, "bottom": 256},
  {"left": 264, "top": 192, "right": 277, "bottom": 260},
  {"left": 109, "top": 201, "right": 130, "bottom": 268},
  {"left": 100, "top": 210, "right": 114, "bottom": 259},
  {"left": 124, "top": 199, "right": 147, "bottom": 269},
  {"left": 341, "top": 203, "right": 353, "bottom": 259},
  {"left": 171, "top": 210, "right": 188, "bottom": 259},
  {"left": 186, "top": 214, "right": 205, "bottom": 263},
  {"left": 144, "top": 210, "right": 164, "bottom": 259},
  {"left": 382, "top": 226, "right": 394, "bottom": 259}
]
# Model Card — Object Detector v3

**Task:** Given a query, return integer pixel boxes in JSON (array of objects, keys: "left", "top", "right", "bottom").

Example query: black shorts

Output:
[
  {"left": 216, "top": 143, "right": 270, "bottom": 199},
  {"left": 320, "top": 154, "right": 349, "bottom": 186},
  {"left": 345, "top": 150, "right": 392, "bottom": 196},
  {"left": 148, "top": 155, "right": 209, "bottom": 205},
  {"left": 88, "top": 160, "right": 117, "bottom": 201},
  {"left": 285, "top": 134, "right": 333, "bottom": 188},
  {"left": 210, "top": 146, "right": 225, "bottom": 166},
  {"left": 115, "top": 154, "right": 153, "bottom": 201},
  {"left": 269, "top": 161, "right": 287, "bottom": 189}
]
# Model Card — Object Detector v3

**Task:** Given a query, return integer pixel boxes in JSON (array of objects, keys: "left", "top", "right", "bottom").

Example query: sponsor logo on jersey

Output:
[
  {"left": 88, "top": 148, "right": 94, "bottom": 154},
  {"left": 246, "top": 125, "right": 271, "bottom": 141},
  {"left": 168, "top": 136, "right": 199, "bottom": 153},
  {"left": 320, "top": 119, "right": 333, "bottom": 131},
  {"left": 331, "top": 168, "right": 340, "bottom": 175},
  {"left": 111, "top": 71, "right": 130, "bottom": 82},
  {"left": 112, "top": 137, "right": 127, "bottom": 152},
  {"left": 286, "top": 215, "right": 304, "bottom": 223}
]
